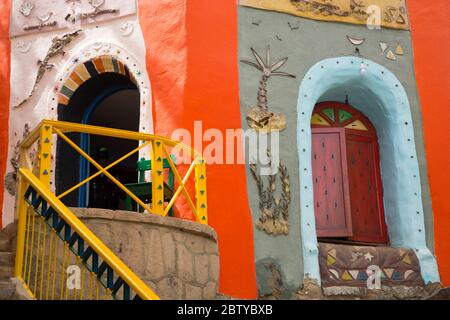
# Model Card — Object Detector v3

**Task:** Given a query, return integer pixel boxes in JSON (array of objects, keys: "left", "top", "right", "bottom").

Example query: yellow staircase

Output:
[{"left": 10, "top": 120, "right": 208, "bottom": 300}]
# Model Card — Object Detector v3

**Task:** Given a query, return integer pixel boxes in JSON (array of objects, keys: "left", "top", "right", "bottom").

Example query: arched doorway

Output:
[
  {"left": 311, "top": 102, "right": 388, "bottom": 244},
  {"left": 56, "top": 61, "right": 141, "bottom": 209},
  {"left": 296, "top": 56, "right": 440, "bottom": 284}
]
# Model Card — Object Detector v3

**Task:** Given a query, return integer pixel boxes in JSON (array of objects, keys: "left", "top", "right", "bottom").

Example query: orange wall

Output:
[
  {"left": 408, "top": 0, "right": 450, "bottom": 286},
  {"left": 0, "top": 1, "right": 11, "bottom": 229},
  {"left": 138, "top": 0, "right": 257, "bottom": 298}
]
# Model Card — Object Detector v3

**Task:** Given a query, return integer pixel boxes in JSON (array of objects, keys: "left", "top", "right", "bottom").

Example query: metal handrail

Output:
[
  {"left": 15, "top": 168, "right": 160, "bottom": 300},
  {"left": 19, "top": 120, "right": 208, "bottom": 224}
]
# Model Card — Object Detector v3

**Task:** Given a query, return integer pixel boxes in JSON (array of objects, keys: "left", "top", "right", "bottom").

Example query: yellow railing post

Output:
[
  {"left": 195, "top": 160, "right": 208, "bottom": 225},
  {"left": 14, "top": 152, "right": 29, "bottom": 279},
  {"left": 39, "top": 124, "right": 53, "bottom": 188},
  {"left": 151, "top": 140, "right": 164, "bottom": 215}
]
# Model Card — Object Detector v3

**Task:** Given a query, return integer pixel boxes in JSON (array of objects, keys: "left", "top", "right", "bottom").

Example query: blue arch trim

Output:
[{"left": 296, "top": 56, "right": 440, "bottom": 284}]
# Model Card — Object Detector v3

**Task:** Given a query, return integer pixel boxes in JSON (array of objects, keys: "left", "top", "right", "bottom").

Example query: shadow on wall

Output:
[{"left": 297, "top": 56, "right": 440, "bottom": 284}]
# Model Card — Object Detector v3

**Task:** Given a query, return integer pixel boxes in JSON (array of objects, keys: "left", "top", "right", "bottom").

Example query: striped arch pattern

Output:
[{"left": 58, "top": 55, "right": 137, "bottom": 106}]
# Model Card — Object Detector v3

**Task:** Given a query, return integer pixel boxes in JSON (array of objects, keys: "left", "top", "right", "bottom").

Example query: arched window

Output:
[{"left": 311, "top": 101, "right": 388, "bottom": 245}]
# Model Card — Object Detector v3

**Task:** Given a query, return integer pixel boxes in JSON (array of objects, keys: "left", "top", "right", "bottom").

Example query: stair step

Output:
[
  {"left": 0, "top": 281, "right": 16, "bottom": 300},
  {"left": 0, "top": 252, "right": 15, "bottom": 267},
  {"left": 0, "top": 238, "right": 11, "bottom": 252},
  {"left": 0, "top": 266, "right": 14, "bottom": 280},
  {"left": 0, "top": 222, "right": 17, "bottom": 242}
]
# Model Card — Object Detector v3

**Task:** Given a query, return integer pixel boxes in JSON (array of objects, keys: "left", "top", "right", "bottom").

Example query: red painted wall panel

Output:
[
  {"left": 138, "top": 0, "right": 257, "bottom": 298},
  {"left": 408, "top": 0, "right": 450, "bottom": 286},
  {"left": 0, "top": 1, "right": 11, "bottom": 229}
]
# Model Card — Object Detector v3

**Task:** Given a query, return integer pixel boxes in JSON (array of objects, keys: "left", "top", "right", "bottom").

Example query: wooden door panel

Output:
[
  {"left": 346, "top": 134, "right": 388, "bottom": 244},
  {"left": 312, "top": 129, "right": 352, "bottom": 237}
]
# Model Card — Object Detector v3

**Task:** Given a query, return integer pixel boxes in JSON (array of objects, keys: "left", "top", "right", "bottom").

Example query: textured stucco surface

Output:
[
  {"left": 139, "top": 0, "right": 257, "bottom": 298},
  {"left": 408, "top": 0, "right": 450, "bottom": 287},
  {"left": 238, "top": 6, "right": 435, "bottom": 294}
]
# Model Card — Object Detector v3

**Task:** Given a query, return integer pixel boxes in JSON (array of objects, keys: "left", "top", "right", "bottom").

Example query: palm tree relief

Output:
[{"left": 241, "top": 46, "right": 296, "bottom": 132}]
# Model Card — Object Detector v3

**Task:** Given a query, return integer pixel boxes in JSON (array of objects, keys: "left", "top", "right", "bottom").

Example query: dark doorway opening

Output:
[
  {"left": 56, "top": 72, "right": 140, "bottom": 210},
  {"left": 311, "top": 101, "right": 389, "bottom": 245}
]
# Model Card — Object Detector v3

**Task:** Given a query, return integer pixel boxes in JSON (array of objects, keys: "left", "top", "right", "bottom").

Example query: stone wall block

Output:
[
  {"left": 194, "top": 254, "right": 210, "bottom": 285},
  {"left": 144, "top": 228, "right": 165, "bottom": 280},
  {"left": 209, "top": 254, "right": 220, "bottom": 282},
  {"left": 203, "top": 281, "right": 217, "bottom": 300},
  {"left": 185, "top": 234, "right": 205, "bottom": 253},
  {"left": 161, "top": 232, "right": 176, "bottom": 274},
  {"left": 157, "top": 276, "right": 184, "bottom": 300},
  {"left": 185, "top": 284, "right": 203, "bottom": 300},
  {"left": 176, "top": 243, "right": 194, "bottom": 282}
]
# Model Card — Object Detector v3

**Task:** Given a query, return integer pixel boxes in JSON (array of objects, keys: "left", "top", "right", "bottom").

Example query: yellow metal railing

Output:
[
  {"left": 15, "top": 168, "right": 159, "bottom": 300},
  {"left": 20, "top": 120, "right": 208, "bottom": 223},
  {"left": 13, "top": 120, "right": 209, "bottom": 300}
]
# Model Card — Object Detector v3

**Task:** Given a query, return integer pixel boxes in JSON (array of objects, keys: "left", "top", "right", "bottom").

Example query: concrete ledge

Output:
[
  {"left": 71, "top": 208, "right": 217, "bottom": 241},
  {"left": 70, "top": 208, "right": 220, "bottom": 300}
]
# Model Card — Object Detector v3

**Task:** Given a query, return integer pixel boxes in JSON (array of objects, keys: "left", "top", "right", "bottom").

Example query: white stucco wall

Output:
[{"left": 3, "top": 1, "right": 152, "bottom": 227}]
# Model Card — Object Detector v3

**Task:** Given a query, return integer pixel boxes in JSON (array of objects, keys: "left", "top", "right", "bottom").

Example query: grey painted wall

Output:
[{"left": 238, "top": 6, "right": 434, "bottom": 297}]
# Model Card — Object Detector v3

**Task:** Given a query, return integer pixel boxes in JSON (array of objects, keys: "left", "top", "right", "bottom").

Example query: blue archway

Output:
[{"left": 296, "top": 56, "right": 440, "bottom": 284}]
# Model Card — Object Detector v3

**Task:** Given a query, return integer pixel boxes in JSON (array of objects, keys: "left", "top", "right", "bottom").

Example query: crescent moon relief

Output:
[
  {"left": 37, "top": 12, "right": 54, "bottom": 23},
  {"left": 120, "top": 21, "right": 134, "bottom": 37},
  {"left": 346, "top": 35, "right": 366, "bottom": 46}
]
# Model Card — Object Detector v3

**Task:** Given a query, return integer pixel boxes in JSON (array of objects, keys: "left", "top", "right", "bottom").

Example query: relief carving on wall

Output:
[
  {"left": 250, "top": 150, "right": 291, "bottom": 236},
  {"left": 239, "top": 0, "right": 409, "bottom": 30},
  {"left": 241, "top": 46, "right": 296, "bottom": 132},
  {"left": 13, "top": 29, "right": 83, "bottom": 109},
  {"left": 11, "top": 0, "right": 136, "bottom": 38},
  {"left": 5, "top": 124, "right": 32, "bottom": 196}
]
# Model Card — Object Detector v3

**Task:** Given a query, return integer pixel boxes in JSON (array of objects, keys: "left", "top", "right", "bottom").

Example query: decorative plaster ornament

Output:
[
  {"left": 250, "top": 151, "right": 291, "bottom": 236},
  {"left": 13, "top": 30, "right": 83, "bottom": 109},
  {"left": 287, "top": 21, "right": 300, "bottom": 31},
  {"left": 89, "top": 0, "right": 105, "bottom": 10},
  {"left": 346, "top": 35, "right": 365, "bottom": 46},
  {"left": 37, "top": 12, "right": 54, "bottom": 23},
  {"left": 386, "top": 50, "right": 397, "bottom": 61},
  {"left": 364, "top": 252, "right": 374, "bottom": 262},
  {"left": 17, "top": 40, "right": 32, "bottom": 53},
  {"left": 329, "top": 269, "right": 339, "bottom": 279},
  {"left": 395, "top": 44, "right": 405, "bottom": 56},
  {"left": 241, "top": 46, "right": 296, "bottom": 132},
  {"left": 92, "top": 42, "right": 103, "bottom": 51},
  {"left": 20, "top": 2, "right": 34, "bottom": 17},
  {"left": 120, "top": 21, "right": 134, "bottom": 37},
  {"left": 379, "top": 42, "right": 388, "bottom": 53},
  {"left": 82, "top": 50, "right": 92, "bottom": 58},
  {"left": 100, "top": 44, "right": 111, "bottom": 55}
]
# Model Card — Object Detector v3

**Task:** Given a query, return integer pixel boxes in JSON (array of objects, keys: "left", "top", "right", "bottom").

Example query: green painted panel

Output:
[
  {"left": 338, "top": 109, "right": 353, "bottom": 123},
  {"left": 322, "top": 108, "right": 335, "bottom": 123}
]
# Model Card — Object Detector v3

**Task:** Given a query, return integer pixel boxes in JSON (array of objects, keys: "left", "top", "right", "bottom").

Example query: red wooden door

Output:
[
  {"left": 312, "top": 128, "right": 353, "bottom": 237},
  {"left": 311, "top": 101, "right": 389, "bottom": 245},
  {"left": 346, "top": 134, "right": 388, "bottom": 244}
]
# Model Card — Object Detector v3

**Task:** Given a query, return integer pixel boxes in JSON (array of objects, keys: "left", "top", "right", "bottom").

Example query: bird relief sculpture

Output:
[{"left": 240, "top": 46, "right": 296, "bottom": 132}]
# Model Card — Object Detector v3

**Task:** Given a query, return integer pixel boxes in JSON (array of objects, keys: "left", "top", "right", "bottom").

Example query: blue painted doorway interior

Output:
[{"left": 78, "top": 83, "right": 137, "bottom": 207}]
